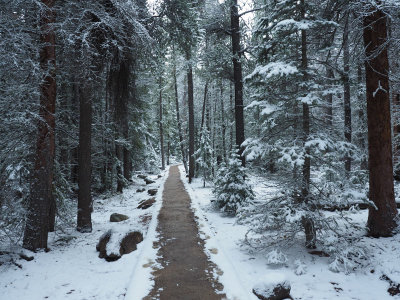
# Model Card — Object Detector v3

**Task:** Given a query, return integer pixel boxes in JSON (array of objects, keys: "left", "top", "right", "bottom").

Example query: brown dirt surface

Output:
[{"left": 144, "top": 166, "right": 225, "bottom": 300}]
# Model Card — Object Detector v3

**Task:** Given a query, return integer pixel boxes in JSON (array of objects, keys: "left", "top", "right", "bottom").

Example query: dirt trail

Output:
[{"left": 145, "top": 166, "right": 225, "bottom": 300}]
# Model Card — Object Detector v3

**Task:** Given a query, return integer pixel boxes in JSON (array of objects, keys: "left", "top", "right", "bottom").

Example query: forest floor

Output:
[{"left": 1, "top": 165, "right": 400, "bottom": 300}]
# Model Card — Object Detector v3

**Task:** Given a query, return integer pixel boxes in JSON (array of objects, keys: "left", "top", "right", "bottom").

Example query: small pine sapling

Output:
[
  {"left": 195, "top": 127, "right": 214, "bottom": 187},
  {"left": 213, "top": 150, "right": 254, "bottom": 215}
]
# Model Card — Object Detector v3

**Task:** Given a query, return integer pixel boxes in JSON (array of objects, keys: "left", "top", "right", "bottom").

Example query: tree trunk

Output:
[
  {"left": 167, "top": 136, "right": 170, "bottom": 166},
  {"left": 112, "top": 58, "right": 130, "bottom": 192},
  {"left": 230, "top": 0, "right": 245, "bottom": 166},
  {"left": 187, "top": 52, "right": 195, "bottom": 183},
  {"left": 363, "top": 6, "right": 398, "bottom": 237},
  {"left": 159, "top": 76, "right": 165, "bottom": 170},
  {"left": 394, "top": 93, "right": 400, "bottom": 179},
  {"left": 201, "top": 81, "right": 208, "bottom": 132},
  {"left": 77, "top": 83, "right": 93, "bottom": 233},
  {"left": 300, "top": 0, "right": 315, "bottom": 249},
  {"left": 229, "top": 82, "right": 234, "bottom": 151},
  {"left": 220, "top": 80, "right": 227, "bottom": 162},
  {"left": 343, "top": 13, "right": 352, "bottom": 175},
  {"left": 173, "top": 50, "right": 188, "bottom": 173},
  {"left": 23, "top": 0, "right": 56, "bottom": 251}
]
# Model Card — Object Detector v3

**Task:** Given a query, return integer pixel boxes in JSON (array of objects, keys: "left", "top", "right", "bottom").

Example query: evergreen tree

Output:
[
  {"left": 213, "top": 150, "right": 254, "bottom": 215},
  {"left": 195, "top": 126, "right": 214, "bottom": 187}
]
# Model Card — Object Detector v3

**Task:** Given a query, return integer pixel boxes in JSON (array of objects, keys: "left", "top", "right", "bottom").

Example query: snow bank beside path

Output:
[
  {"left": 125, "top": 166, "right": 169, "bottom": 300},
  {"left": 179, "top": 165, "right": 258, "bottom": 300}
]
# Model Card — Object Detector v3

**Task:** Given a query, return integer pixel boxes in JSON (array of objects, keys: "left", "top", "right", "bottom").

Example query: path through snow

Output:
[{"left": 143, "top": 166, "right": 225, "bottom": 300}]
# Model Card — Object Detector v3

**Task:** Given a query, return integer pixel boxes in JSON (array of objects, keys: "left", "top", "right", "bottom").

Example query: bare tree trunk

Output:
[
  {"left": 300, "top": 0, "right": 315, "bottom": 249},
  {"left": 23, "top": 0, "right": 56, "bottom": 251},
  {"left": 393, "top": 93, "right": 400, "bottom": 180},
  {"left": 112, "top": 58, "right": 130, "bottom": 192},
  {"left": 363, "top": 6, "right": 398, "bottom": 237},
  {"left": 229, "top": 82, "right": 234, "bottom": 151},
  {"left": 201, "top": 81, "right": 208, "bottom": 132},
  {"left": 230, "top": 0, "right": 245, "bottom": 166},
  {"left": 159, "top": 76, "right": 165, "bottom": 170},
  {"left": 77, "top": 82, "right": 93, "bottom": 233},
  {"left": 167, "top": 135, "right": 170, "bottom": 166},
  {"left": 220, "top": 80, "right": 227, "bottom": 162},
  {"left": 394, "top": 93, "right": 400, "bottom": 179},
  {"left": 343, "top": 13, "right": 352, "bottom": 175},
  {"left": 187, "top": 52, "right": 195, "bottom": 183},
  {"left": 173, "top": 53, "right": 188, "bottom": 173}
]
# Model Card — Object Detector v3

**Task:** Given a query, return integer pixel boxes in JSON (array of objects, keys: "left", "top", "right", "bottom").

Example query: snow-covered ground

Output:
[
  {"left": 2, "top": 165, "right": 400, "bottom": 300},
  {"left": 180, "top": 165, "right": 400, "bottom": 300},
  {"left": 0, "top": 168, "right": 168, "bottom": 300}
]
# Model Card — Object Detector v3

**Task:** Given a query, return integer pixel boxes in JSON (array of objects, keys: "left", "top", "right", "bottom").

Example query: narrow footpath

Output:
[{"left": 145, "top": 166, "right": 225, "bottom": 300}]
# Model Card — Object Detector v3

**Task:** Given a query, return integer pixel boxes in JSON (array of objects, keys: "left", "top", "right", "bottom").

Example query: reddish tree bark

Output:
[
  {"left": 23, "top": 0, "right": 56, "bottom": 250},
  {"left": 363, "top": 5, "right": 398, "bottom": 237},
  {"left": 393, "top": 93, "right": 400, "bottom": 179}
]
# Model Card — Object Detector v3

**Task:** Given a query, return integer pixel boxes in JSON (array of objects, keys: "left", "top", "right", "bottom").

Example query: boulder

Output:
[
  {"left": 110, "top": 213, "right": 129, "bottom": 222},
  {"left": 96, "top": 230, "right": 111, "bottom": 258},
  {"left": 96, "top": 230, "right": 143, "bottom": 262},
  {"left": 136, "top": 188, "right": 146, "bottom": 193},
  {"left": 147, "top": 189, "right": 158, "bottom": 196},
  {"left": 120, "top": 232, "right": 144, "bottom": 255},
  {"left": 253, "top": 277, "right": 291, "bottom": 300},
  {"left": 137, "top": 174, "right": 147, "bottom": 180},
  {"left": 137, "top": 198, "right": 156, "bottom": 209},
  {"left": 144, "top": 178, "right": 155, "bottom": 185}
]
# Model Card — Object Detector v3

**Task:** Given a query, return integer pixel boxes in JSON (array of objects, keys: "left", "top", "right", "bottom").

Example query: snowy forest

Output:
[{"left": 1, "top": 0, "right": 400, "bottom": 299}]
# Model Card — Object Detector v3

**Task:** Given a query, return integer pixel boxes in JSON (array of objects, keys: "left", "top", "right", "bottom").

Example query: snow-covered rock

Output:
[
  {"left": 96, "top": 229, "right": 143, "bottom": 262},
  {"left": 110, "top": 213, "right": 129, "bottom": 222},
  {"left": 252, "top": 273, "right": 291, "bottom": 300}
]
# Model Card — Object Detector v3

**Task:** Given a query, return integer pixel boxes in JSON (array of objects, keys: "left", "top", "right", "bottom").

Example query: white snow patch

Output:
[{"left": 125, "top": 166, "right": 169, "bottom": 300}]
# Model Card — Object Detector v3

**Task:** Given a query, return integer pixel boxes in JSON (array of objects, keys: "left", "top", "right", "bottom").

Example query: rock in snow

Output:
[
  {"left": 110, "top": 213, "right": 129, "bottom": 222},
  {"left": 137, "top": 198, "right": 156, "bottom": 209},
  {"left": 252, "top": 274, "right": 291, "bottom": 300},
  {"left": 147, "top": 189, "right": 158, "bottom": 196},
  {"left": 96, "top": 230, "right": 143, "bottom": 262},
  {"left": 144, "top": 178, "right": 155, "bottom": 185}
]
